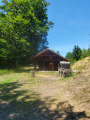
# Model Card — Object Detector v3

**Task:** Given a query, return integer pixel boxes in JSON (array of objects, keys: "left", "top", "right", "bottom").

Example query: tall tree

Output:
[
  {"left": 0, "top": 0, "right": 53, "bottom": 67},
  {"left": 72, "top": 45, "right": 82, "bottom": 61},
  {"left": 0, "top": 39, "right": 10, "bottom": 67}
]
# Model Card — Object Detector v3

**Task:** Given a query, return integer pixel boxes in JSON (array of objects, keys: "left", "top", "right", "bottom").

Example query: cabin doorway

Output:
[{"left": 49, "top": 62, "right": 54, "bottom": 71}]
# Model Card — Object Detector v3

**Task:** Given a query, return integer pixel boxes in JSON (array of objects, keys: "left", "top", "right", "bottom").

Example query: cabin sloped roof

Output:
[{"left": 33, "top": 48, "right": 68, "bottom": 61}]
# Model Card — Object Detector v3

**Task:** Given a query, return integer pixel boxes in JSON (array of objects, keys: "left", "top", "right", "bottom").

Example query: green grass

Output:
[
  {"left": 0, "top": 69, "right": 14, "bottom": 75},
  {"left": 0, "top": 68, "right": 41, "bottom": 107},
  {"left": 0, "top": 69, "right": 51, "bottom": 119},
  {"left": 61, "top": 72, "right": 75, "bottom": 81},
  {"left": 0, "top": 79, "right": 12, "bottom": 85},
  {"left": 0, "top": 66, "right": 34, "bottom": 75}
]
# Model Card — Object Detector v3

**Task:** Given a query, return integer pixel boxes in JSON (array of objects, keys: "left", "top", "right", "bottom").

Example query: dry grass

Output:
[
  {"left": 71, "top": 57, "right": 90, "bottom": 76},
  {"left": 63, "top": 74, "right": 90, "bottom": 112},
  {"left": 69, "top": 57, "right": 90, "bottom": 114}
]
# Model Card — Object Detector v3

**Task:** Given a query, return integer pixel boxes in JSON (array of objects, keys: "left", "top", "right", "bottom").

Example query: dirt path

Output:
[
  {"left": 31, "top": 74, "right": 90, "bottom": 120},
  {"left": 0, "top": 72, "right": 90, "bottom": 120}
]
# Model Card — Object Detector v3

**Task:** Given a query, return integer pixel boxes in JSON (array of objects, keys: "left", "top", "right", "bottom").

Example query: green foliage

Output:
[
  {"left": 0, "top": 69, "right": 15, "bottom": 75},
  {"left": 0, "top": 0, "right": 53, "bottom": 68},
  {"left": 87, "top": 48, "right": 90, "bottom": 56},
  {"left": 72, "top": 45, "right": 82, "bottom": 61},
  {"left": 0, "top": 39, "right": 10, "bottom": 67},
  {"left": 61, "top": 72, "right": 75, "bottom": 81},
  {"left": 65, "top": 51, "right": 75, "bottom": 63},
  {"left": 65, "top": 52, "right": 73, "bottom": 59},
  {"left": 81, "top": 48, "right": 88, "bottom": 58},
  {"left": 65, "top": 45, "right": 90, "bottom": 64}
]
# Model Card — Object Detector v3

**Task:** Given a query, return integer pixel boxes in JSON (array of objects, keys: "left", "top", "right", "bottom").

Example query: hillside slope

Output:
[
  {"left": 71, "top": 57, "right": 90, "bottom": 77},
  {"left": 66, "top": 57, "right": 90, "bottom": 114}
]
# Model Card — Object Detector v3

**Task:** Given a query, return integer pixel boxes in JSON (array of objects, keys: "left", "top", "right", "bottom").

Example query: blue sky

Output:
[{"left": 47, "top": 0, "right": 90, "bottom": 56}]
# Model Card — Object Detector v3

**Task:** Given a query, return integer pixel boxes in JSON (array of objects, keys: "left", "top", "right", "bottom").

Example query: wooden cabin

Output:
[{"left": 33, "top": 48, "right": 68, "bottom": 71}]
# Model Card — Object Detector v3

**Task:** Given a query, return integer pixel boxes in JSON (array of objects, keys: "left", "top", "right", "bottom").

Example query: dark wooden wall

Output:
[{"left": 38, "top": 61, "right": 58, "bottom": 71}]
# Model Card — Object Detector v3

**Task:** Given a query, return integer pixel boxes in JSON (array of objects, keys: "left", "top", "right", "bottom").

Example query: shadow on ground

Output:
[
  {"left": 13, "top": 68, "right": 32, "bottom": 73},
  {"left": 13, "top": 67, "right": 39, "bottom": 73},
  {"left": 0, "top": 81, "right": 90, "bottom": 120}
]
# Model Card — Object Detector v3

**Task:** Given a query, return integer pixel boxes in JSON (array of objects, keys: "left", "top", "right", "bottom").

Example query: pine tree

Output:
[{"left": 72, "top": 45, "right": 82, "bottom": 61}]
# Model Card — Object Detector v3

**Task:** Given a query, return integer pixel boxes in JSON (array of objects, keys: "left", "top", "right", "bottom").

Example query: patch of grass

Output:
[
  {"left": 61, "top": 72, "right": 75, "bottom": 81},
  {"left": 0, "top": 66, "right": 34, "bottom": 75},
  {"left": 0, "top": 73, "right": 21, "bottom": 84},
  {"left": 0, "top": 79, "right": 12, "bottom": 85},
  {"left": 0, "top": 69, "right": 14, "bottom": 75},
  {"left": 71, "top": 57, "right": 90, "bottom": 71}
]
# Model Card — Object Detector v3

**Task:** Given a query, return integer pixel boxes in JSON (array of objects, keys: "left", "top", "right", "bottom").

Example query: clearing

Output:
[{"left": 0, "top": 64, "right": 90, "bottom": 120}]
